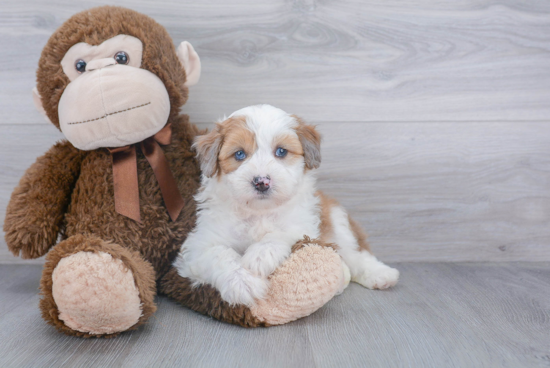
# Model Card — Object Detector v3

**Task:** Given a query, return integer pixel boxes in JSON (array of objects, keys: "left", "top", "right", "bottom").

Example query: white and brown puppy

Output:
[{"left": 174, "top": 105, "right": 399, "bottom": 306}]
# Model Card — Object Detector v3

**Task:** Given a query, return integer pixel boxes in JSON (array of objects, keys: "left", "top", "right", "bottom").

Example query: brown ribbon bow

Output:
[{"left": 108, "top": 124, "right": 184, "bottom": 223}]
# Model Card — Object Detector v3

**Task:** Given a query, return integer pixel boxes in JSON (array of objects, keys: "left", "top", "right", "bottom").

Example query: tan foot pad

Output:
[
  {"left": 52, "top": 251, "right": 142, "bottom": 335},
  {"left": 251, "top": 244, "right": 343, "bottom": 325}
]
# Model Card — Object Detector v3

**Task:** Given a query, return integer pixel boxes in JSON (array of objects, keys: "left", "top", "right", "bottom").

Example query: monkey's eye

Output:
[
  {"left": 114, "top": 51, "right": 129, "bottom": 65},
  {"left": 75, "top": 59, "right": 87, "bottom": 73},
  {"left": 234, "top": 150, "right": 246, "bottom": 161},
  {"left": 275, "top": 147, "right": 288, "bottom": 158}
]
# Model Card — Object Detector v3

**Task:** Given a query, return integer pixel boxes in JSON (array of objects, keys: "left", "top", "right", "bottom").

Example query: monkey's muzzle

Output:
[{"left": 58, "top": 64, "right": 170, "bottom": 151}]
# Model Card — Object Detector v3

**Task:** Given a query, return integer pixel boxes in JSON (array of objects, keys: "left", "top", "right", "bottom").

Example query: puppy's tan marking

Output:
[
  {"left": 194, "top": 116, "right": 257, "bottom": 177},
  {"left": 316, "top": 191, "right": 372, "bottom": 253},
  {"left": 349, "top": 217, "right": 372, "bottom": 253},
  {"left": 317, "top": 191, "right": 339, "bottom": 243},
  {"left": 273, "top": 133, "right": 304, "bottom": 165},
  {"left": 193, "top": 126, "right": 224, "bottom": 177},
  {"left": 273, "top": 133, "right": 303, "bottom": 155},
  {"left": 218, "top": 116, "right": 257, "bottom": 175}
]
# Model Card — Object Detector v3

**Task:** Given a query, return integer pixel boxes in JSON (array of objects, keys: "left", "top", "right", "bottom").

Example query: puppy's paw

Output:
[
  {"left": 335, "top": 261, "right": 351, "bottom": 296},
  {"left": 219, "top": 268, "right": 268, "bottom": 306},
  {"left": 354, "top": 264, "right": 399, "bottom": 290},
  {"left": 241, "top": 242, "right": 290, "bottom": 278}
]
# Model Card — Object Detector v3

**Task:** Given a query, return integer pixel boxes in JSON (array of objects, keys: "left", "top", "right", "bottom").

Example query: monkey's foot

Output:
[
  {"left": 52, "top": 251, "right": 142, "bottom": 335},
  {"left": 251, "top": 238, "right": 345, "bottom": 325},
  {"left": 40, "top": 235, "right": 156, "bottom": 337}
]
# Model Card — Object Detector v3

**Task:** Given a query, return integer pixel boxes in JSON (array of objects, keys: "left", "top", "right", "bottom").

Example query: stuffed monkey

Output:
[{"left": 3, "top": 6, "right": 345, "bottom": 337}]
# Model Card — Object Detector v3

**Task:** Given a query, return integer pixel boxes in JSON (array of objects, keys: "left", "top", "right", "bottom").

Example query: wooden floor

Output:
[{"left": 0, "top": 262, "right": 548, "bottom": 368}]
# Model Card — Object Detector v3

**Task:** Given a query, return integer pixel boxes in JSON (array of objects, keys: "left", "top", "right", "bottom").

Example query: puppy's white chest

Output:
[
  {"left": 228, "top": 204, "right": 320, "bottom": 255},
  {"left": 247, "top": 216, "right": 279, "bottom": 241},
  {"left": 230, "top": 216, "right": 279, "bottom": 249}
]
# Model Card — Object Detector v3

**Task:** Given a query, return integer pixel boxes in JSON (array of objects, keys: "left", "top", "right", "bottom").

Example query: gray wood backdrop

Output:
[{"left": 1, "top": 0, "right": 549, "bottom": 264}]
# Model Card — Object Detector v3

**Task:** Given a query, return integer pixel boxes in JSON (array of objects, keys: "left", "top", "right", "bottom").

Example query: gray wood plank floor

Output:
[{"left": 0, "top": 263, "right": 548, "bottom": 368}]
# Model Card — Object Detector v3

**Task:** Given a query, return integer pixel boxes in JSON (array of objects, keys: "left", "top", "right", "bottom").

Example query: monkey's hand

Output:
[{"left": 4, "top": 140, "right": 82, "bottom": 259}]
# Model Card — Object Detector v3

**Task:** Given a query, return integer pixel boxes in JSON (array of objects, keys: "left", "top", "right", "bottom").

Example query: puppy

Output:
[{"left": 174, "top": 105, "right": 399, "bottom": 306}]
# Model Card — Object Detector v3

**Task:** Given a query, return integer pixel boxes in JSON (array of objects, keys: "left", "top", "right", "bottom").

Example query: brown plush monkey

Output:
[{"left": 3, "top": 6, "right": 345, "bottom": 337}]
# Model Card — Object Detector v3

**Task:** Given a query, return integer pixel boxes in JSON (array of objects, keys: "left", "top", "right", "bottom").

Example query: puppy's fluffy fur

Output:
[{"left": 174, "top": 105, "right": 399, "bottom": 306}]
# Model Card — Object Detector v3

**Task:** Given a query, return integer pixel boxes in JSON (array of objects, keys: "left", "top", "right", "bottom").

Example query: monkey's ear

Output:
[
  {"left": 32, "top": 87, "right": 52, "bottom": 124},
  {"left": 177, "top": 41, "right": 201, "bottom": 87}
]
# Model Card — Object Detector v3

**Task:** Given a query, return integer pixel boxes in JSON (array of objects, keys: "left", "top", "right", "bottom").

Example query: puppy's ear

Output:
[
  {"left": 193, "top": 126, "right": 223, "bottom": 177},
  {"left": 293, "top": 115, "right": 322, "bottom": 169}
]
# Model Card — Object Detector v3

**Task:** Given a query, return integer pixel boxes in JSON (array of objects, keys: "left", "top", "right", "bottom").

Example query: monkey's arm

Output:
[{"left": 4, "top": 140, "right": 83, "bottom": 259}]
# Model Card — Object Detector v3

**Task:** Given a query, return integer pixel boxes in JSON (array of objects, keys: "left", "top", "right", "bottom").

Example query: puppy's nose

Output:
[{"left": 253, "top": 176, "right": 271, "bottom": 193}]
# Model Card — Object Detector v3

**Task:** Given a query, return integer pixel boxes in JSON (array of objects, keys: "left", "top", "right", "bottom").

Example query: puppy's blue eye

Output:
[
  {"left": 275, "top": 147, "right": 288, "bottom": 157},
  {"left": 234, "top": 150, "right": 246, "bottom": 161}
]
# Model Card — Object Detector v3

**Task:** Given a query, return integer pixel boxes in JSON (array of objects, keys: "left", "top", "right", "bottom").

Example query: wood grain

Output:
[
  {"left": 0, "top": 263, "right": 548, "bottom": 367},
  {"left": 1, "top": 1, "right": 549, "bottom": 264},
  {"left": 1, "top": 0, "right": 550, "bottom": 124},
  {"left": 1, "top": 122, "right": 549, "bottom": 264},
  {"left": 314, "top": 121, "right": 550, "bottom": 262}
]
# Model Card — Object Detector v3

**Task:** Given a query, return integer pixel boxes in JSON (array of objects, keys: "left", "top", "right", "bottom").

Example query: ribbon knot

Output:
[{"left": 108, "top": 124, "right": 184, "bottom": 223}]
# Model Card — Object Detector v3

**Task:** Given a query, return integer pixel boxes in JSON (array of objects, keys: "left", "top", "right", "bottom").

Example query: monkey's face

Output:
[
  {"left": 33, "top": 7, "right": 201, "bottom": 151},
  {"left": 57, "top": 35, "right": 171, "bottom": 150}
]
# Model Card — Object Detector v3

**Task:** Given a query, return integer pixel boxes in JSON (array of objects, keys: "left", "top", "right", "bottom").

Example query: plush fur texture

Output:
[
  {"left": 40, "top": 234, "right": 157, "bottom": 338},
  {"left": 4, "top": 7, "right": 345, "bottom": 336},
  {"left": 159, "top": 268, "right": 267, "bottom": 327},
  {"left": 250, "top": 238, "right": 346, "bottom": 325},
  {"left": 4, "top": 7, "right": 200, "bottom": 337},
  {"left": 161, "top": 237, "right": 344, "bottom": 327},
  {"left": 35, "top": 6, "right": 187, "bottom": 130},
  {"left": 52, "top": 251, "right": 143, "bottom": 335},
  {"left": 5, "top": 141, "right": 84, "bottom": 259},
  {"left": 174, "top": 105, "right": 398, "bottom": 309}
]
